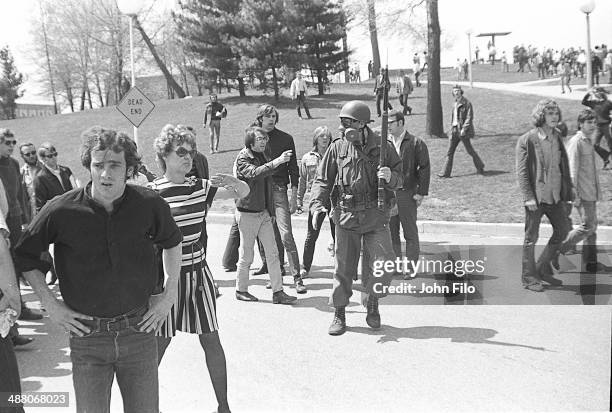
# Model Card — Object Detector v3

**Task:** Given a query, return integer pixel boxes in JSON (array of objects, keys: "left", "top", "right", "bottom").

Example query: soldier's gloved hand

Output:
[
  {"left": 311, "top": 208, "right": 327, "bottom": 230},
  {"left": 377, "top": 166, "right": 391, "bottom": 183}
]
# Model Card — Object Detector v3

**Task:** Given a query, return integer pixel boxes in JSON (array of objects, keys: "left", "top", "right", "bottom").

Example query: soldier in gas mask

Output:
[{"left": 309, "top": 101, "right": 402, "bottom": 336}]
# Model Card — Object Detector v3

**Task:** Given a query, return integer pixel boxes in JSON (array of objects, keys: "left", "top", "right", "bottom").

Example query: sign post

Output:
[{"left": 116, "top": 86, "right": 155, "bottom": 147}]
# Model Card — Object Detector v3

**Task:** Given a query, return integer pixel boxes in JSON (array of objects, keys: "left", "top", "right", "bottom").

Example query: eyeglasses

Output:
[
  {"left": 2, "top": 139, "right": 16, "bottom": 146},
  {"left": 254, "top": 135, "right": 269, "bottom": 143},
  {"left": 174, "top": 147, "right": 195, "bottom": 158},
  {"left": 23, "top": 151, "right": 37, "bottom": 157},
  {"left": 42, "top": 152, "right": 58, "bottom": 159}
]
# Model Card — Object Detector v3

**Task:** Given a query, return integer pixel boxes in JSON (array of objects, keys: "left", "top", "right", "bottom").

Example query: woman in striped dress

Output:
[{"left": 151, "top": 124, "right": 248, "bottom": 413}]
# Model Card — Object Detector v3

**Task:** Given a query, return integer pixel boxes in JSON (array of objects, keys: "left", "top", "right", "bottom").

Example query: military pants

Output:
[{"left": 331, "top": 221, "right": 395, "bottom": 307}]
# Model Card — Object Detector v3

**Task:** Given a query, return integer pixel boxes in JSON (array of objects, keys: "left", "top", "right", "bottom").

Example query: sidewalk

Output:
[{"left": 441, "top": 80, "right": 612, "bottom": 101}]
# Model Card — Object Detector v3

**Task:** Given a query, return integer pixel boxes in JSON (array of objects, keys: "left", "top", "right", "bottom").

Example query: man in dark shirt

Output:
[
  {"left": 203, "top": 94, "right": 227, "bottom": 154},
  {"left": 223, "top": 105, "right": 306, "bottom": 293},
  {"left": 15, "top": 126, "right": 183, "bottom": 413}
]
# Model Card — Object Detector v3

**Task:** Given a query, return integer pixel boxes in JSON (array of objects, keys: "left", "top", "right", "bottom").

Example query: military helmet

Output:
[{"left": 339, "top": 101, "right": 372, "bottom": 123}]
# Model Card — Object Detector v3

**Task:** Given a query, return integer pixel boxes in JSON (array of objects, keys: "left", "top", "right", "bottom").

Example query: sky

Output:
[{"left": 1, "top": 0, "right": 611, "bottom": 103}]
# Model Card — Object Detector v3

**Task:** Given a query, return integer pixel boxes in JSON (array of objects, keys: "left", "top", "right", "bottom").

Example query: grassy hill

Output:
[{"left": 2, "top": 74, "right": 610, "bottom": 224}]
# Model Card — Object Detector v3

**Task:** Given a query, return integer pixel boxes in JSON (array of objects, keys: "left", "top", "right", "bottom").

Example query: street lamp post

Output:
[
  {"left": 116, "top": 0, "right": 145, "bottom": 146},
  {"left": 466, "top": 29, "right": 474, "bottom": 88},
  {"left": 579, "top": 0, "right": 596, "bottom": 90}
]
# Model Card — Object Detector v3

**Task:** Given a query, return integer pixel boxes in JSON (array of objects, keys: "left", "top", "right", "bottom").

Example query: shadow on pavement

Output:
[{"left": 348, "top": 325, "right": 551, "bottom": 351}]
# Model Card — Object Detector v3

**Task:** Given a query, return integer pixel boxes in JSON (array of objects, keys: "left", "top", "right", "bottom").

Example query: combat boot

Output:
[
  {"left": 366, "top": 296, "right": 381, "bottom": 329},
  {"left": 328, "top": 306, "right": 346, "bottom": 336}
]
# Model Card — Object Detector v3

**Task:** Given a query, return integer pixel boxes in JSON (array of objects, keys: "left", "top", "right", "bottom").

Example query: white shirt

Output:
[{"left": 290, "top": 78, "right": 307, "bottom": 99}]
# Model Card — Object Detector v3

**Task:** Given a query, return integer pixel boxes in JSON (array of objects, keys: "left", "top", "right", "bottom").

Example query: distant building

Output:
[{"left": 15, "top": 102, "right": 55, "bottom": 118}]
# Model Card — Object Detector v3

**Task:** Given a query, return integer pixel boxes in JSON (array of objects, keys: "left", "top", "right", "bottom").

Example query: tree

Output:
[
  {"left": 291, "top": 0, "right": 350, "bottom": 95},
  {"left": 425, "top": 0, "right": 445, "bottom": 138},
  {"left": 38, "top": 0, "right": 58, "bottom": 114},
  {"left": 366, "top": 0, "right": 381, "bottom": 76},
  {"left": 237, "top": 0, "right": 298, "bottom": 100},
  {"left": 173, "top": 0, "right": 247, "bottom": 97},
  {"left": 133, "top": 16, "right": 186, "bottom": 99},
  {"left": 0, "top": 47, "right": 24, "bottom": 120}
]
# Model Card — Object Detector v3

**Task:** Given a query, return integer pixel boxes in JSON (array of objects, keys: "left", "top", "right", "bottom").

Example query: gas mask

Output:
[{"left": 339, "top": 119, "right": 363, "bottom": 143}]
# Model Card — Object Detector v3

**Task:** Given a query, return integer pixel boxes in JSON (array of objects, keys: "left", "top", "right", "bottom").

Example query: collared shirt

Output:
[
  {"left": 452, "top": 102, "right": 459, "bottom": 127},
  {"left": 290, "top": 78, "right": 308, "bottom": 98},
  {"left": 565, "top": 131, "right": 600, "bottom": 201},
  {"left": 45, "top": 165, "right": 66, "bottom": 191},
  {"left": 535, "top": 128, "right": 562, "bottom": 204},
  {"left": 15, "top": 183, "right": 182, "bottom": 318}
]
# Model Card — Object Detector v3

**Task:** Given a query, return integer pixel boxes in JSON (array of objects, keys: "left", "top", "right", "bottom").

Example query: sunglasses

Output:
[
  {"left": 2, "top": 139, "right": 16, "bottom": 146},
  {"left": 23, "top": 151, "right": 37, "bottom": 157},
  {"left": 175, "top": 147, "right": 195, "bottom": 158},
  {"left": 42, "top": 152, "right": 58, "bottom": 158}
]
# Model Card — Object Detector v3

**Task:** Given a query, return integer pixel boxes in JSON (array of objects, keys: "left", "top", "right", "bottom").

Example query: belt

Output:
[{"left": 80, "top": 304, "right": 148, "bottom": 333}]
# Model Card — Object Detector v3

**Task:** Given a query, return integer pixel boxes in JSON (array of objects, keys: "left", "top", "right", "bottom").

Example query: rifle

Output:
[{"left": 378, "top": 66, "right": 389, "bottom": 210}]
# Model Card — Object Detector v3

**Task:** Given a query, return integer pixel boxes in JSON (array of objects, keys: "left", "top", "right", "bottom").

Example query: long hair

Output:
[{"left": 531, "top": 99, "right": 562, "bottom": 127}]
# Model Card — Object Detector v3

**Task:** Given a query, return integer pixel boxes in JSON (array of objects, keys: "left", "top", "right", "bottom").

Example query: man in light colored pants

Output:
[{"left": 236, "top": 210, "right": 284, "bottom": 293}]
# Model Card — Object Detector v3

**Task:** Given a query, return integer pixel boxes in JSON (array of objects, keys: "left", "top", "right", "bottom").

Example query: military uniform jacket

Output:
[{"left": 309, "top": 127, "right": 402, "bottom": 232}]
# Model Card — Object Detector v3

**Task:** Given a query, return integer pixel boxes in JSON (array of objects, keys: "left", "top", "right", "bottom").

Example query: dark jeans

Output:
[
  {"left": 389, "top": 190, "right": 419, "bottom": 263},
  {"left": 398, "top": 94, "right": 412, "bottom": 115},
  {"left": 296, "top": 92, "right": 312, "bottom": 119},
  {"left": 303, "top": 211, "right": 335, "bottom": 272},
  {"left": 375, "top": 93, "right": 392, "bottom": 116},
  {"left": 522, "top": 202, "right": 569, "bottom": 286},
  {"left": 69, "top": 327, "right": 158, "bottom": 413},
  {"left": 0, "top": 335, "right": 24, "bottom": 413},
  {"left": 441, "top": 128, "right": 484, "bottom": 176}
]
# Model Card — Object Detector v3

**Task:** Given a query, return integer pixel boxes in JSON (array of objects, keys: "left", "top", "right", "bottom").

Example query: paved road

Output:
[
  {"left": 441, "top": 80, "right": 612, "bottom": 102},
  {"left": 14, "top": 217, "right": 611, "bottom": 412}
]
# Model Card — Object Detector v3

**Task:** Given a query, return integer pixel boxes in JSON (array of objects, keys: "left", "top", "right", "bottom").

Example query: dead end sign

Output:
[{"left": 117, "top": 87, "right": 155, "bottom": 128}]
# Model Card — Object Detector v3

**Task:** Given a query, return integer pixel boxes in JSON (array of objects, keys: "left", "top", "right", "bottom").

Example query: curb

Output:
[{"left": 207, "top": 212, "right": 612, "bottom": 242}]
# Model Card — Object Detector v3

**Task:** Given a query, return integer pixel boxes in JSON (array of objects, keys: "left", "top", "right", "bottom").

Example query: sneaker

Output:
[
  {"left": 437, "top": 173, "right": 450, "bottom": 178},
  {"left": 272, "top": 290, "right": 297, "bottom": 304},
  {"left": 265, "top": 281, "right": 272, "bottom": 289},
  {"left": 293, "top": 276, "right": 307, "bottom": 294},
  {"left": 235, "top": 291, "right": 259, "bottom": 302},
  {"left": 300, "top": 268, "right": 309, "bottom": 279},
  {"left": 365, "top": 297, "right": 381, "bottom": 329},
  {"left": 214, "top": 283, "right": 221, "bottom": 298},
  {"left": 328, "top": 307, "right": 346, "bottom": 336}
]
